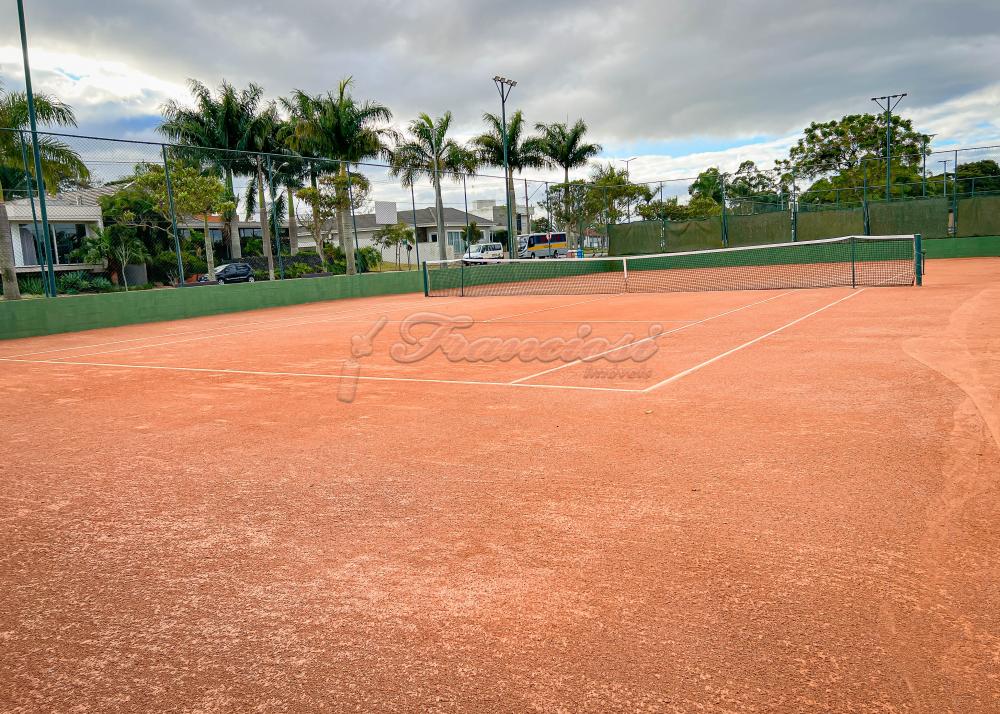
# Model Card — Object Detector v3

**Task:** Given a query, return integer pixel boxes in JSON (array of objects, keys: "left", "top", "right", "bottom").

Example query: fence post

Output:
[
  {"left": 720, "top": 175, "right": 729, "bottom": 247},
  {"left": 161, "top": 145, "right": 185, "bottom": 286},
  {"left": 409, "top": 182, "right": 421, "bottom": 265},
  {"left": 462, "top": 174, "right": 471, "bottom": 252},
  {"left": 344, "top": 163, "right": 361, "bottom": 273},
  {"left": 18, "top": 130, "right": 49, "bottom": 296},
  {"left": 791, "top": 171, "right": 798, "bottom": 242},
  {"left": 914, "top": 233, "right": 922, "bottom": 286},
  {"left": 952, "top": 150, "right": 959, "bottom": 236},
  {"left": 265, "top": 155, "right": 284, "bottom": 279},
  {"left": 862, "top": 162, "right": 871, "bottom": 236}
]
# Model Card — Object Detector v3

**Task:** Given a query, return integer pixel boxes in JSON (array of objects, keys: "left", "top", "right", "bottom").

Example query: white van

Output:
[{"left": 462, "top": 242, "right": 505, "bottom": 264}]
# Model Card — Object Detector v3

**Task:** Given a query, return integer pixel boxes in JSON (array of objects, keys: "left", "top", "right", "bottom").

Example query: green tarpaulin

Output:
[
  {"left": 727, "top": 211, "right": 791, "bottom": 247},
  {"left": 796, "top": 207, "right": 865, "bottom": 242},
  {"left": 956, "top": 195, "right": 1000, "bottom": 238},
  {"left": 869, "top": 198, "right": 949, "bottom": 238}
]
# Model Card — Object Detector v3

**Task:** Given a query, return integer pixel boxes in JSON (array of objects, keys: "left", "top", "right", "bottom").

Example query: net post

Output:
[
  {"left": 622, "top": 256, "right": 629, "bottom": 292},
  {"left": 914, "top": 233, "right": 922, "bottom": 286},
  {"left": 422, "top": 260, "right": 429, "bottom": 296},
  {"left": 850, "top": 236, "right": 856, "bottom": 289}
]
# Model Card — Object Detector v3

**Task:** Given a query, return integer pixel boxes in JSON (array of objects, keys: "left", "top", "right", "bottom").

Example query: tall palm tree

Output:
[
  {"left": 159, "top": 80, "right": 264, "bottom": 260},
  {"left": 279, "top": 91, "right": 332, "bottom": 264},
  {"left": 239, "top": 104, "right": 283, "bottom": 280},
  {"left": 534, "top": 119, "right": 601, "bottom": 245},
  {"left": 281, "top": 79, "right": 395, "bottom": 275},
  {"left": 1, "top": 82, "right": 89, "bottom": 300},
  {"left": 390, "top": 112, "right": 477, "bottom": 260},
  {"left": 472, "top": 110, "right": 545, "bottom": 238}
]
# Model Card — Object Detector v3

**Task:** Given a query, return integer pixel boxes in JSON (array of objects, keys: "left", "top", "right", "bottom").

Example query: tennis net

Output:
[{"left": 424, "top": 235, "right": 920, "bottom": 297}]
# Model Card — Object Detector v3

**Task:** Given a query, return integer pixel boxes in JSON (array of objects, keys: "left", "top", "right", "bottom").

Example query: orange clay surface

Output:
[{"left": 1, "top": 257, "right": 999, "bottom": 712}]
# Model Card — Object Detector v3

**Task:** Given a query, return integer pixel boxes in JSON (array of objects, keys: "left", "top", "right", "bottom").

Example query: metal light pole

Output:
[
  {"left": 871, "top": 93, "right": 907, "bottom": 202},
  {"left": 493, "top": 76, "right": 516, "bottom": 254},
  {"left": 621, "top": 156, "right": 638, "bottom": 221},
  {"left": 921, "top": 134, "right": 935, "bottom": 197},
  {"left": 17, "top": 0, "right": 56, "bottom": 296}
]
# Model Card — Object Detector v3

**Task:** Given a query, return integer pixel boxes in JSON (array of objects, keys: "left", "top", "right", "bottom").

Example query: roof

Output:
[{"left": 4, "top": 184, "right": 119, "bottom": 210}]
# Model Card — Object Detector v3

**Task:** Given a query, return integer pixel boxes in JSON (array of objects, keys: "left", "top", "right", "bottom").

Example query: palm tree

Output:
[
  {"left": 390, "top": 112, "right": 477, "bottom": 260},
  {"left": 159, "top": 80, "right": 265, "bottom": 260},
  {"left": 279, "top": 92, "right": 331, "bottom": 264},
  {"left": 472, "top": 110, "right": 545, "bottom": 238},
  {"left": 1, "top": 82, "right": 89, "bottom": 300},
  {"left": 238, "top": 105, "right": 283, "bottom": 280},
  {"left": 534, "top": 120, "right": 601, "bottom": 246},
  {"left": 281, "top": 79, "right": 395, "bottom": 275}
]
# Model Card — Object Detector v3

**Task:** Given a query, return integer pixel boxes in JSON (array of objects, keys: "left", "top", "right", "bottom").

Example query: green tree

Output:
[
  {"left": 533, "top": 119, "right": 601, "bottom": 244},
  {"left": 372, "top": 221, "right": 414, "bottom": 268},
  {"left": 462, "top": 221, "right": 484, "bottom": 249},
  {"left": 956, "top": 159, "right": 1000, "bottom": 196},
  {"left": 472, "top": 110, "right": 545, "bottom": 235},
  {"left": 76, "top": 226, "right": 149, "bottom": 291},
  {"left": 588, "top": 164, "right": 653, "bottom": 225},
  {"left": 296, "top": 172, "right": 371, "bottom": 269},
  {"left": 782, "top": 113, "right": 929, "bottom": 180},
  {"left": 1, "top": 81, "right": 89, "bottom": 300},
  {"left": 131, "top": 161, "right": 234, "bottom": 278},
  {"left": 636, "top": 195, "right": 691, "bottom": 222},
  {"left": 390, "top": 111, "right": 477, "bottom": 260},
  {"left": 530, "top": 217, "right": 552, "bottom": 233},
  {"left": 159, "top": 80, "right": 268, "bottom": 260},
  {"left": 689, "top": 167, "right": 724, "bottom": 204}
]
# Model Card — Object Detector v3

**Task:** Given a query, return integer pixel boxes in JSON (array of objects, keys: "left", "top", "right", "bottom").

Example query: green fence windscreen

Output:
[
  {"left": 607, "top": 221, "right": 664, "bottom": 256},
  {"left": 956, "top": 195, "right": 1000, "bottom": 238},
  {"left": 869, "top": 198, "right": 949, "bottom": 238},
  {"left": 727, "top": 211, "right": 791, "bottom": 247},
  {"left": 796, "top": 207, "right": 865, "bottom": 242},
  {"left": 667, "top": 217, "right": 725, "bottom": 252}
]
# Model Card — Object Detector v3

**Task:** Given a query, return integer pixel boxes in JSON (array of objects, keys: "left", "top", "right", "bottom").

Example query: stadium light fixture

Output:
[
  {"left": 871, "top": 93, "right": 907, "bottom": 201},
  {"left": 493, "top": 76, "right": 517, "bottom": 248}
]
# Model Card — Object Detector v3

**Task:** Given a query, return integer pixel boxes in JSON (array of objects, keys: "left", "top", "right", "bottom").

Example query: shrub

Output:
[
  {"left": 56, "top": 271, "right": 92, "bottom": 294},
  {"left": 89, "top": 276, "right": 114, "bottom": 292},
  {"left": 17, "top": 275, "right": 46, "bottom": 295}
]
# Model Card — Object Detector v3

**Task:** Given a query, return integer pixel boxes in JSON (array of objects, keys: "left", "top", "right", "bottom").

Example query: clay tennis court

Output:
[{"left": 2, "top": 257, "right": 998, "bottom": 711}]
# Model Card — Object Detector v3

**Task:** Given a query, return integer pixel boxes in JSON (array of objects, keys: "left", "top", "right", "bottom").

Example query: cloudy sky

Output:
[{"left": 1, "top": 0, "right": 999, "bottom": 191}]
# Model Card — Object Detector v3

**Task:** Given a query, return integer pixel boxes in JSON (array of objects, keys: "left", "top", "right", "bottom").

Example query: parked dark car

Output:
[{"left": 213, "top": 263, "right": 255, "bottom": 285}]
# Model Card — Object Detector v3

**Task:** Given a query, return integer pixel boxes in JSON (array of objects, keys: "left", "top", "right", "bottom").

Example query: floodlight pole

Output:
[
  {"left": 871, "top": 93, "right": 907, "bottom": 202},
  {"left": 622, "top": 156, "right": 638, "bottom": 221},
  {"left": 17, "top": 0, "right": 56, "bottom": 296},
  {"left": 493, "top": 76, "right": 516, "bottom": 255}
]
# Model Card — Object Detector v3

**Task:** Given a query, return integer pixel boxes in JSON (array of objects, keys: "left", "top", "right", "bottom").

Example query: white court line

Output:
[
  {"left": 642, "top": 289, "right": 866, "bottom": 392},
  {"left": 0, "top": 357, "right": 641, "bottom": 394},
  {"left": 0, "top": 293, "right": 442, "bottom": 359},
  {"left": 509, "top": 291, "right": 792, "bottom": 385},
  {"left": 38, "top": 296, "right": 467, "bottom": 361}
]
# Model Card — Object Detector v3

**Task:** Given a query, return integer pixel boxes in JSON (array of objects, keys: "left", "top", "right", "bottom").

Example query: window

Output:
[
  {"left": 446, "top": 231, "right": 463, "bottom": 251},
  {"left": 429, "top": 233, "right": 438, "bottom": 243},
  {"left": 239, "top": 227, "right": 263, "bottom": 239},
  {"left": 16, "top": 223, "right": 88, "bottom": 265},
  {"left": 16, "top": 225, "right": 40, "bottom": 267},
  {"left": 52, "top": 224, "right": 88, "bottom": 263}
]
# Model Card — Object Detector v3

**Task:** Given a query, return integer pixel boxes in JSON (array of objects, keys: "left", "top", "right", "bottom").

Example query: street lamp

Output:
[
  {"left": 871, "top": 93, "right": 907, "bottom": 201},
  {"left": 493, "top": 76, "right": 516, "bottom": 252}
]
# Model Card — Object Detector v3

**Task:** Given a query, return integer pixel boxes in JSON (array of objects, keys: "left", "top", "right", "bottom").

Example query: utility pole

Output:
[
  {"left": 871, "top": 93, "right": 907, "bottom": 202},
  {"left": 621, "top": 156, "right": 638, "bottom": 222},
  {"left": 493, "top": 76, "right": 516, "bottom": 255}
]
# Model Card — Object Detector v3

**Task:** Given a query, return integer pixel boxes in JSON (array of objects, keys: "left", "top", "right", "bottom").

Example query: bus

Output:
[{"left": 516, "top": 232, "right": 569, "bottom": 258}]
